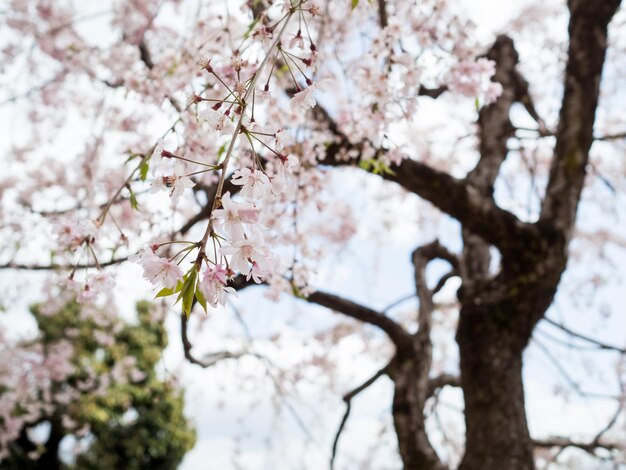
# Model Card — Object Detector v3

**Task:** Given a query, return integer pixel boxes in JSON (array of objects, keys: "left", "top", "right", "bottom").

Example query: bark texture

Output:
[{"left": 458, "top": 3, "right": 621, "bottom": 469}]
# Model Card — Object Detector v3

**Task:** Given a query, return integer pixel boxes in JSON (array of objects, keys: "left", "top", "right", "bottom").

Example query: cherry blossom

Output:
[
  {"left": 290, "top": 79, "right": 333, "bottom": 112},
  {"left": 130, "top": 248, "right": 183, "bottom": 289},
  {"left": 212, "top": 192, "right": 260, "bottom": 240},
  {"left": 198, "top": 264, "right": 235, "bottom": 308},
  {"left": 199, "top": 108, "right": 235, "bottom": 136},
  {"left": 220, "top": 236, "right": 271, "bottom": 281},
  {"left": 230, "top": 168, "right": 271, "bottom": 200},
  {"left": 54, "top": 220, "right": 97, "bottom": 249},
  {"left": 150, "top": 164, "right": 195, "bottom": 203}
]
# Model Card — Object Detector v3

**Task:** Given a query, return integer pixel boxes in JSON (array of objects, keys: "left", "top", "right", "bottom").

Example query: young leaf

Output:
[
  {"left": 155, "top": 280, "right": 184, "bottom": 298},
  {"left": 180, "top": 268, "right": 197, "bottom": 318},
  {"left": 129, "top": 190, "right": 139, "bottom": 210},
  {"left": 217, "top": 142, "right": 227, "bottom": 160},
  {"left": 195, "top": 287, "right": 208, "bottom": 313},
  {"left": 155, "top": 286, "right": 175, "bottom": 298},
  {"left": 139, "top": 159, "right": 150, "bottom": 181},
  {"left": 351, "top": 0, "right": 359, "bottom": 9}
]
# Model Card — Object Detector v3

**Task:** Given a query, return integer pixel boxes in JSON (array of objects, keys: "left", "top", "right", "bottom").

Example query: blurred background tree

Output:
[{"left": 1, "top": 301, "right": 195, "bottom": 470}]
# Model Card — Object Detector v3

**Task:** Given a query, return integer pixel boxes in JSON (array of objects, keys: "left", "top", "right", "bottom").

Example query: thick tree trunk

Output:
[
  {"left": 392, "top": 359, "right": 444, "bottom": 470},
  {"left": 37, "top": 417, "right": 63, "bottom": 470},
  {"left": 457, "top": 313, "right": 533, "bottom": 470}
]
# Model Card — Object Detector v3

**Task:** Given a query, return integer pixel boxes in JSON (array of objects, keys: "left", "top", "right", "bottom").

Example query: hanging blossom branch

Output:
[{"left": 130, "top": 1, "right": 311, "bottom": 317}]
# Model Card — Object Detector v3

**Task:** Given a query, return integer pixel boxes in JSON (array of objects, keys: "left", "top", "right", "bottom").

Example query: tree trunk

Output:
[
  {"left": 457, "top": 311, "right": 533, "bottom": 470},
  {"left": 391, "top": 357, "right": 444, "bottom": 470},
  {"left": 37, "top": 417, "right": 63, "bottom": 470}
]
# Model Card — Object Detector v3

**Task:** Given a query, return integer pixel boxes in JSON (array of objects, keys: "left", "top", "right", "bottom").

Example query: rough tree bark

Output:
[{"left": 457, "top": 2, "right": 621, "bottom": 469}]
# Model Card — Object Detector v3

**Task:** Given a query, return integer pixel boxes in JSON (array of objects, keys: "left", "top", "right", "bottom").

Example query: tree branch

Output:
[
  {"left": 377, "top": 0, "right": 388, "bottom": 28},
  {"left": 307, "top": 291, "right": 414, "bottom": 352},
  {"left": 542, "top": 317, "right": 626, "bottom": 353},
  {"left": 180, "top": 313, "right": 261, "bottom": 368},
  {"left": 330, "top": 365, "right": 390, "bottom": 469},
  {"left": 319, "top": 144, "right": 536, "bottom": 252},
  {"left": 540, "top": 0, "right": 622, "bottom": 234},
  {"left": 533, "top": 437, "right": 620, "bottom": 456},
  {"left": 427, "top": 374, "right": 461, "bottom": 397},
  {"left": 0, "top": 256, "right": 128, "bottom": 271}
]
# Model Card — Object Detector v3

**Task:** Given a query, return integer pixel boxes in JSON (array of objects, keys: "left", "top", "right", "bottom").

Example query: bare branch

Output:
[
  {"left": 377, "top": 0, "right": 388, "bottom": 28},
  {"left": 180, "top": 313, "right": 262, "bottom": 368},
  {"left": 533, "top": 436, "right": 620, "bottom": 456},
  {"left": 330, "top": 365, "right": 390, "bottom": 469},
  {"left": 540, "top": 0, "right": 622, "bottom": 234},
  {"left": 0, "top": 256, "right": 128, "bottom": 271},
  {"left": 307, "top": 291, "right": 414, "bottom": 352},
  {"left": 542, "top": 317, "right": 626, "bottom": 353},
  {"left": 427, "top": 374, "right": 461, "bottom": 397},
  {"left": 532, "top": 338, "right": 621, "bottom": 400},
  {"left": 432, "top": 270, "right": 458, "bottom": 295},
  {"left": 418, "top": 85, "right": 448, "bottom": 99},
  {"left": 594, "top": 131, "right": 626, "bottom": 141}
]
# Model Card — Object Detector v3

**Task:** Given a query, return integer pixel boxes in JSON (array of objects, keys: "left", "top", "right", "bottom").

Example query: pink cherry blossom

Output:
[
  {"left": 198, "top": 264, "right": 235, "bottom": 308},
  {"left": 230, "top": 168, "right": 271, "bottom": 199},
  {"left": 150, "top": 165, "right": 195, "bottom": 203},
  {"left": 220, "top": 236, "right": 270, "bottom": 281},
  {"left": 55, "top": 219, "right": 97, "bottom": 249},
  {"left": 212, "top": 192, "right": 260, "bottom": 240},
  {"left": 130, "top": 248, "right": 183, "bottom": 289},
  {"left": 290, "top": 79, "right": 332, "bottom": 112},
  {"left": 199, "top": 108, "right": 235, "bottom": 136}
]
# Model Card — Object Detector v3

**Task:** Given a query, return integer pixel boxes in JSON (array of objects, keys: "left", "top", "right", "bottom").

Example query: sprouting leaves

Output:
[
  {"left": 139, "top": 159, "right": 150, "bottom": 181},
  {"left": 179, "top": 267, "right": 197, "bottom": 318},
  {"left": 359, "top": 158, "right": 396, "bottom": 176}
]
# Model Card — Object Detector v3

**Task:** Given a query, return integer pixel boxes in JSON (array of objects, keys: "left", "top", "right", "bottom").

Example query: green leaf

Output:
[
  {"left": 243, "top": 18, "right": 259, "bottom": 40},
  {"left": 178, "top": 268, "right": 197, "bottom": 318},
  {"left": 124, "top": 153, "right": 140, "bottom": 164},
  {"left": 217, "top": 142, "right": 227, "bottom": 160},
  {"left": 155, "top": 287, "right": 175, "bottom": 298},
  {"left": 155, "top": 280, "right": 184, "bottom": 299},
  {"left": 351, "top": 0, "right": 359, "bottom": 9},
  {"left": 195, "top": 287, "right": 208, "bottom": 313},
  {"left": 129, "top": 190, "right": 139, "bottom": 210},
  {"left": 359, "top": 159, "right": 373, "bottom": 171},
  {"left": 139, "top": 159, "right": 150, "bottom": 181},
  {"left": 475, "top": 97, "right": 480, "bottom": 112}
]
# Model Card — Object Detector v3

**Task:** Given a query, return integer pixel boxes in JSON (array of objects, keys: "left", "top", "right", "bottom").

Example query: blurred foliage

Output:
[{"left": 3, "top": 301, "right": 195, "bottom": 469}]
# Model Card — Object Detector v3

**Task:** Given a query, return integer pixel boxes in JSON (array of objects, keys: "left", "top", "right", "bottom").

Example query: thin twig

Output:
[{"left": 330, "top": 365, "right": 390, "bottom": 470}]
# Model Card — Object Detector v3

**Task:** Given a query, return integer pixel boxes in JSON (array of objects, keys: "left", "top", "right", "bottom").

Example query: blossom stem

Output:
[
  {"left": 171, "top": 154, "right": 219, "bottom": 168},
  {"left": 248, "top": 132, "right": 283, "bottom": 157},
  {"left": 196, "top": 5, "right": 299, "bottom": 264}
]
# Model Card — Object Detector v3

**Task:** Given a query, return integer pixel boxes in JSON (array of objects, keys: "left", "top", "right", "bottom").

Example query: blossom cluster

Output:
[{"left": 1, "top": 0, "right": 514, "bottom": 315}]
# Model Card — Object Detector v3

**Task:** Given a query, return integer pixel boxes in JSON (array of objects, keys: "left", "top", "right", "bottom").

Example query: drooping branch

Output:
[
  {"left": 180, "top": 313, "right": 262, "bottom": 368},
  {"left": 542, "top": 317, "right": 626, "bottom": 354},
  {"left": 427, "top": 374, "right": 461, "bottom": 397},
  {"left": 0, "top": 256, "right": 128, "bottom": 271},
  {"left": 533, "top": 437, "right": 621, "bottom": 457},
  {"left": 307, "top": 291, "right": 414, "bottom": 352},
  {"left": 540, "top": 0, "right": 622, "bottom": 235},
  {"left": 330, "top": 364, "right": 390, "bottom": 470}
]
